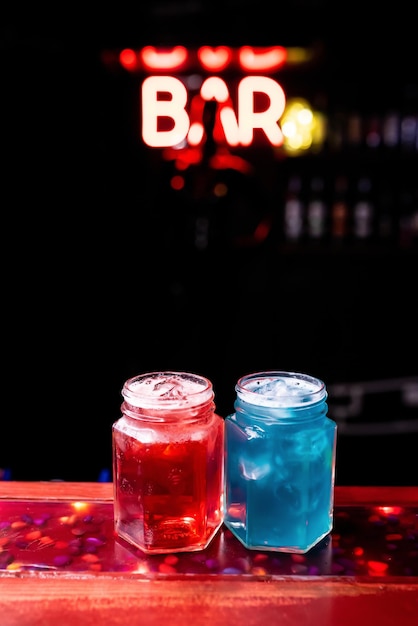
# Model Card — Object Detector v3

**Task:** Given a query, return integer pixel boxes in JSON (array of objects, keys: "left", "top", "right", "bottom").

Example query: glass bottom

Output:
[
  {"left": 115, "top": 517, "right": 223, "bottom": 555},
  {"left": 224, "top": 520, "right": 332, "bottom": 554}
]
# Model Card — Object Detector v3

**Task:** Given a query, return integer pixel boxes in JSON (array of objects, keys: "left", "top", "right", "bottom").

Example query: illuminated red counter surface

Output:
[{"left": 0, "top": 483, "right": 417, "bottom": 625}]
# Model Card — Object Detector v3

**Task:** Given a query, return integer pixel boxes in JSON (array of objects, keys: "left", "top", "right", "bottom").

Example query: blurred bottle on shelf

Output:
[
  {"left": 365, "top": 116, "right": 381, "bottom": 150},
  {"left": 346, "top": 113, "right": 363, "bottom": 149},
  {"left": 382, "top": 112, "right": 400, "bottom": 149},
  {"left": 352, "top": 176, "right": 374, "bottom": 240},
  {"left": 400, "top": 115, "right": 417, "bottom": 152},
  {"left": 307, "top": 176, "right": 327, "bottom": 240},
  {"left": 283, "top": 175, "right": 305, "bottom": 242},
  {"left": 331, "top": 175, "right": 350, "bottom": 242}
]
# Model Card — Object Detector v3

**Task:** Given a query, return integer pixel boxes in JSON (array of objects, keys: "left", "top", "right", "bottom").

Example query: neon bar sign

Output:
[
  {"left": 118, "top": 46, "right": 292, "bottom": 149},
  {"left": 142, "top": 75, "right": 286, "bottom": 148}
]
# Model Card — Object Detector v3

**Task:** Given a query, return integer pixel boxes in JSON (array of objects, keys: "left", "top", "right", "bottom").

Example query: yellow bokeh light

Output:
[
  {"left": 71, "top": 501, "right": 90, "bottom": 513},
  {"left": 280, "top": 98, "right": 326, "bottom": 155}
]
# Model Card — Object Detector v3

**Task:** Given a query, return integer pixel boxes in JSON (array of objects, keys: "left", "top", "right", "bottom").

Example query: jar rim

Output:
[
  {"left": 122, "top": 371, "right": 214, "bottom": 409},
  {"left": 236, "top": 370, "right": 327, "bottom": 408}
]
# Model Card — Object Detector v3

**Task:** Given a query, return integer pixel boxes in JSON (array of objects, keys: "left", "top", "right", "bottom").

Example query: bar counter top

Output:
[{"left": 0, "top": 482, "right": 417, "bottom": 625}]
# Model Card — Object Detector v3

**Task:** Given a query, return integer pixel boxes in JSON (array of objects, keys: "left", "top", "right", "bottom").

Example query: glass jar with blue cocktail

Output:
[{"left": 223, "top": 370, "right": 337, "bottom": 553}]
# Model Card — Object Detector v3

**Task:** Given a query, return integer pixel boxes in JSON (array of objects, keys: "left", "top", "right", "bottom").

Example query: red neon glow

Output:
[
  {"left": 162, "top": 146, "right": 204, "bottom": 168},
  {"left": 254, "top": 217, "right": 273, "bottom": 242},
  {"left": 115, "top": 45, "right": 299, "bottom": 74},
  {"left": 239, "top": 46, "right": 287, "bottom": 71},
  {"left": 374, "top": 506, "right": 403, "bottom": 516},
  {"left": 210, "top": 150, "right": 253, "bottom": 174},
  {"left": 170, "top": 175, "right": 185, "bottom": 190},
  {"left": 119, "top": 49, "right": 138, "bottom": 71},
  {"left": 197, "top": 46, "right": 233, "bottom": 71},
  {"left": 367, "top": 560, "right": 389, "bottom": 576},
  {"left": 141, "top": 46, "right": 188, "bottom": 70}
]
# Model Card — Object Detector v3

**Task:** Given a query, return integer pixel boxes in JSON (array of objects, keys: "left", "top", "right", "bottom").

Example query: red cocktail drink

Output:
[{"left": 113, "top": 372, "right": 224, "bottom": 554}]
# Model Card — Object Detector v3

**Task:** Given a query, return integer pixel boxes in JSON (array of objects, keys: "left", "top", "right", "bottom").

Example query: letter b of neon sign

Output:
[{"left": 141, "top": 76, "right": 286, "bottom": 148}]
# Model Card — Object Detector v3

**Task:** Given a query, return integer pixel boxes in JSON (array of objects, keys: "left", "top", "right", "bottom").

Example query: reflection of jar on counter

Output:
[{"left": 113, "top": 371, "right": 224, "bottom": 554}]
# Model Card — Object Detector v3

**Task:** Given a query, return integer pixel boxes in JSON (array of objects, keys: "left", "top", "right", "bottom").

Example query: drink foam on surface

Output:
[
  {"left": 123, "top": 372, "right": 213, "bottom": 408},
  {"left": 237, "top": 372, "right": 326, "bottom": 407}
]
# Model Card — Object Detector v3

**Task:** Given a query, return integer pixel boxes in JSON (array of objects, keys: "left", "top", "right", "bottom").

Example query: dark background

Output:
[{"left": 1, "top": 2, "right": 417, "bottom": 484}]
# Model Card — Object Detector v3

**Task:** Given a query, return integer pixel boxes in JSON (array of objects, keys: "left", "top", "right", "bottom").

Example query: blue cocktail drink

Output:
[{"left": 224, "top": 371, "right": 337, "bottom": 553}]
